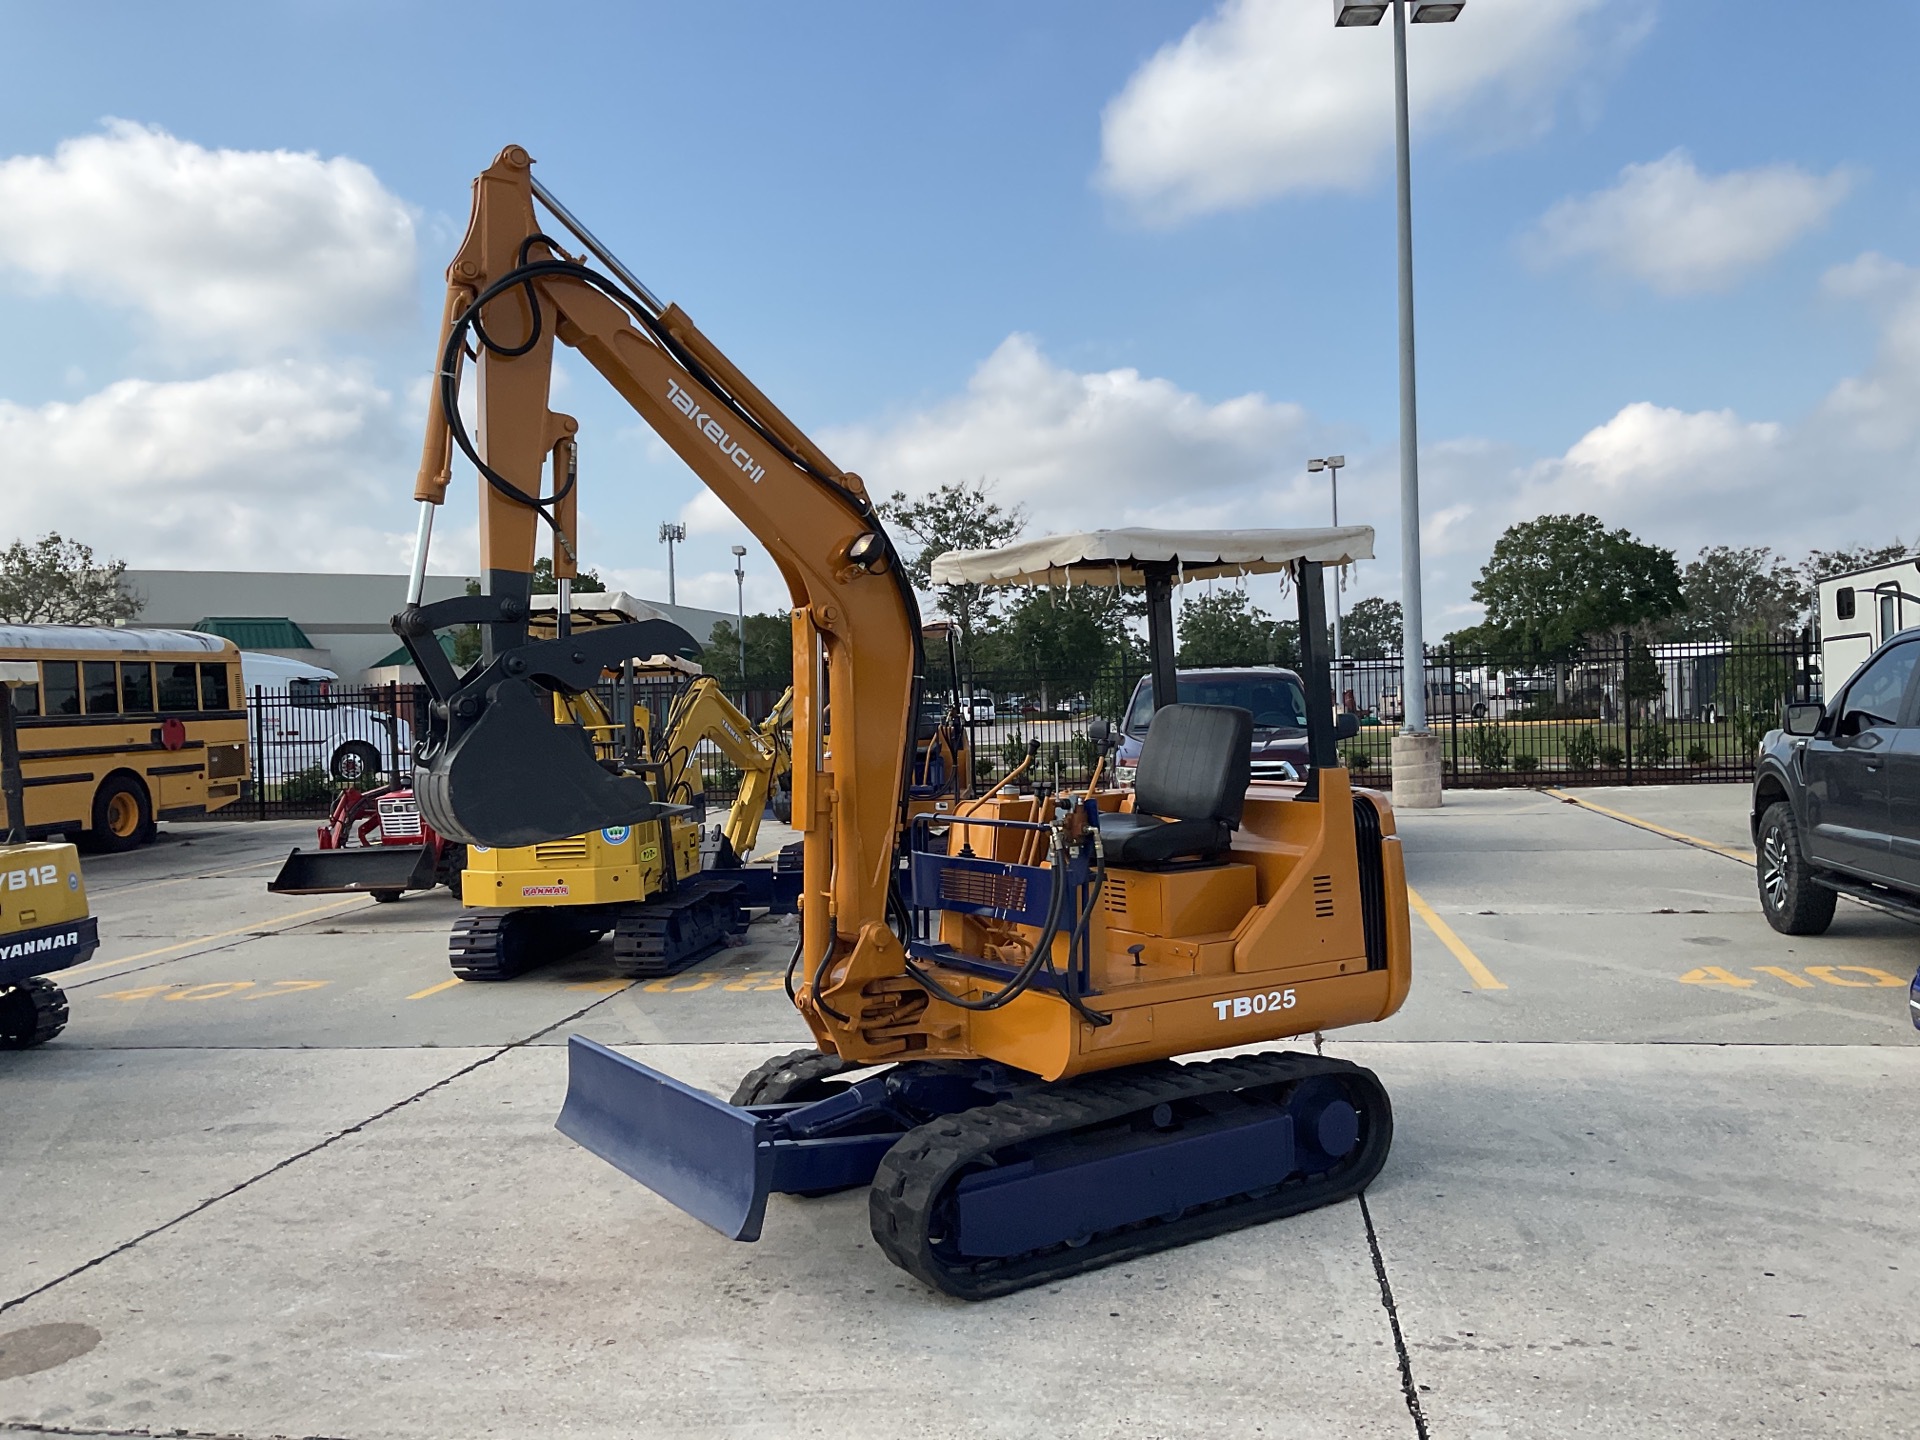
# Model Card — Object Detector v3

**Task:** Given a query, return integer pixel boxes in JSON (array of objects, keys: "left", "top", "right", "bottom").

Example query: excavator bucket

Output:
[
  {"left": 413, "top": 674, "right": 667, "bottom": 849},
  {"left": 557, "top": 1036, "right": 774, "bottom": 1241},
  {"left": 268, "top": 844, "right": 437, "bottom": 896}
]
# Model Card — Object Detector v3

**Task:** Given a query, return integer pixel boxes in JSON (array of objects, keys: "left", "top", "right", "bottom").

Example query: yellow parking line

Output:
[
  {"left": 1543, "top": 788, "right": 1755, "bottom": 866},
  {"left": 1406, "top": 885, "right": 1507, "bottom": 991},
  {"left": 407, "top": 976, "right": 464, "bottom": 1000},
  {"left": 60, "top": 897, "right": 364, "bottom": 978}
]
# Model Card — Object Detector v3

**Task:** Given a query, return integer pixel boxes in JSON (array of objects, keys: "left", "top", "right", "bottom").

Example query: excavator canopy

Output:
[{"left": 929, "top": 525, "right": 1375, "bottom": 588}]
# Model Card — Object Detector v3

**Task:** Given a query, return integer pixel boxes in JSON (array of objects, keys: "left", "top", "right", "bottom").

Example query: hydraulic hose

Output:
[{"left": 903, "top": 822, "right": 1073, "bottom": 1014}]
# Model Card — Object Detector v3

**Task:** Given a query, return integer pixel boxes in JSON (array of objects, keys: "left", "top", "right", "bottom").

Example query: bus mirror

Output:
[
  {"left": 1088, "top": 718, "right": 1112, "bottom": 751},
  {"left": 1334, "top": 711, "right": 1360, "bottom": 741}
]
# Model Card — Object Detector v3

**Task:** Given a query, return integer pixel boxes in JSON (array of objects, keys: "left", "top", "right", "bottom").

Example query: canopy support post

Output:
[
  {"left": 1142, "top": 562, "right": 1179, "bottom": 713},
  {"left": 1295, "top": 560, "right": 1338, "bottom": 799}
]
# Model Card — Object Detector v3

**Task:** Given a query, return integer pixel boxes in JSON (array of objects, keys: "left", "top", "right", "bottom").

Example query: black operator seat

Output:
[{"left": 1098, "top": 703, "right": 1252, "bottom": 866}]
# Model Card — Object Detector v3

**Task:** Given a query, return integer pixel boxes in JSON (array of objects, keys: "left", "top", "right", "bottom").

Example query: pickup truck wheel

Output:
[{"left": 1757, "top": 801, "right": 1836, "bottom": 936}]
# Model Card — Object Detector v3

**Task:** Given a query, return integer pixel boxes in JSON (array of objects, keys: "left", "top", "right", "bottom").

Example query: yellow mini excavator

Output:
[
  {"left": 392, "top": 147, "right": 1411, "bottom": 1297},
  {"left": 0, "top": 662, "right": 98, "bottom": 1047},
  {"left": 450, "top": 651, "right": 795, "bottom": 982}
]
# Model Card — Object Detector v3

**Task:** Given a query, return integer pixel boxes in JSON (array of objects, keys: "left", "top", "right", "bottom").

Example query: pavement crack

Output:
[
  {"left": 1360, "top": 1192, "right": 1430, "bottom": 1440},
  {"left": 0, "top": 988, "right": 631, "bottom": 1319}
]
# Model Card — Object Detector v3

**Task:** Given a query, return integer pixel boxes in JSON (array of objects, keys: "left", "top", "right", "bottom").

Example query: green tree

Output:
[
  {"left": 1667, "top": 545, "right": 1799, "bottom": 641},
  {"left": 1466, "top": 514, "right": 1683, "bottom": 662},
  {"left": 880, "top": 479, "right": 1026, "bottom": 661},
  {"left": 0, "top": 533, "right": 140, "bottom": 624},
  {"left": 1177, "top": 590, "right": 1279, "bottom": 666},
  {"left": 976, "top": 587, "right": 1137, "bottom": 705},
  {"left": 701, "top": 613, "right": 792, "bottom": 682},
  {"left": 1340, "top": 596, "right": 1403, "bottom": 659},
  {"left": 531, "top": 557, "right": 607, "bottom": 594}
]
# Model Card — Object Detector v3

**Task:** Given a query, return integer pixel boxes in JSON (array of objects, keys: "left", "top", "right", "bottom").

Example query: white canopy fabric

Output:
[
  {"left": 929, "top": 526, "right": 1375, "bottom": 588},
  {"left": 527, "top": 591, "right": 704, "bottom": 673},
  {"left": 528, "top": 590, "right": 673, "bottom": 624}
]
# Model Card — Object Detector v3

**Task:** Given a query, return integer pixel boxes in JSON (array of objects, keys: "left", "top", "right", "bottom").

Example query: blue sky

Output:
[{"left": 2, "top": 0, "right": 1916, "bottom": 633}]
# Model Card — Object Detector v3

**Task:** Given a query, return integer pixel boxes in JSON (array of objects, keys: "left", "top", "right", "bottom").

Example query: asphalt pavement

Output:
[{"left": 1, "top": 785, "right": 1915, "bottom": 1438}]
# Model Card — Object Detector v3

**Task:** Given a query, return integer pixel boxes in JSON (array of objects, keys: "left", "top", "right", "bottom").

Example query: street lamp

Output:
[
  {"left": 1307, "top": 455, "right": 1347, "bottom": 660},
  {"left": 1337, "top": 0, "right": 1461, "bottom": 807},
  {"left": 730, "top": 544, "right": 748, "bottom": 681},
  {"left": 658, "top": 521, "right": 686, "bottom": 604}
]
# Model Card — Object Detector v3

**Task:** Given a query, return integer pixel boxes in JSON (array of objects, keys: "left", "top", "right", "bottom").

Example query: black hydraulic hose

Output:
[
  {"left": 1055, "top": 829, "right": 1111, "bottom": 1027},
  {"left": 904, "top": 824, "right": 1073, "bottom": 1013}
]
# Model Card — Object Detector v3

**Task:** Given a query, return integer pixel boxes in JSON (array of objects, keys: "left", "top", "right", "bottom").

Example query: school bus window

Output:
[
  {"left": 200, "top": 663, "right": 231, "bottom": 711},
  {"left": 121, "top": 662, "right": 154, "bottom": 714},
  {"left": 84, "top": 660, "right": 119, "bottom": 715},
  {"left": 9, "top": 679, "right": 40, "bottom": 716},
  {"left": 43, "top": 660, "right": 80, "bottom": 716},
  {"left": 158, "top": 662, "right": 198, "bottom": 712}
]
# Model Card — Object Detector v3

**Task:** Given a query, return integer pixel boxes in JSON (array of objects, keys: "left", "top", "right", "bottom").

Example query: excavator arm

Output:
[
  {"left": 655, "top": 677, "right": 788, "bottom": 861},
  {"left": 401, "top": 146, "right": 921, "bottom": 1052}
]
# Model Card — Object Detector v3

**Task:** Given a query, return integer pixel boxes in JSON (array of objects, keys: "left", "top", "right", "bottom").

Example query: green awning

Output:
[
  {"left": 195, "top": 617, "right": 314, "bottom": 649},
  {"left": 371, "top": 633, "right": 459, "bottom": 669}
]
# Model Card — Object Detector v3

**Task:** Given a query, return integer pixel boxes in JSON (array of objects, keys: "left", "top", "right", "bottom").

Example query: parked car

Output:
[
  {"left": 1113, "top": 668, "right": 1311, "bottom": 786},
  {"left": 966, "top": 691, "right": 995, "bottom": 722},
  {"left": 242, "top": 653, "right": 412, "bottom": 785},
  {"left": 1381, "top": 678, "right": 1487, "bottom": 723},
  {"left": 1751, "top": 630, "right": 1920, "bottom": 954}
]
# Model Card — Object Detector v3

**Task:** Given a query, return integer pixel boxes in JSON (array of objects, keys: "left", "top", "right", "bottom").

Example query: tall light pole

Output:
[
  {"left": 1336, "top": 0, "right": 1460, "bottom": 808},
  {"left": 1307, "top": 455, "right": 1347, "bottom": 659},
  {"left": 730, "top": 544, "right": 748, "bottom": 681},
  {"left": 658, "top": 521, "right": 686, "bottom": 605}
]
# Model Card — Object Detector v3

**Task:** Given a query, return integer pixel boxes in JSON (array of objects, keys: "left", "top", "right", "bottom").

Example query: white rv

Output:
[{"left": 1817, "top": 556, "right": 1920, "bottom": 694}]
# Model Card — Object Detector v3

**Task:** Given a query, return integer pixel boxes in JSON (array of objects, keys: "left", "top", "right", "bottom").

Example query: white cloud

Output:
[
  {"left": 1098, "top": 0, "right": 1645, "bottom": 223},
  {"left": 1525, "top": 150, "right": 1853, "bottom": 294},
  {"left": 0, "top": 362, "right": 417, "bottom": 573},
  {"left": 0, "top": 121, "right": 416, "bottom": 354},
  {"left": 825, "top": 333, "right": 1320, "bottom": 532}
]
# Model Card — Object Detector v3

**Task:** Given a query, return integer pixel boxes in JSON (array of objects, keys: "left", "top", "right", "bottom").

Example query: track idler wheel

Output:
[{"left": 0, "top": 977, "right": 70, "bottom": 1048}]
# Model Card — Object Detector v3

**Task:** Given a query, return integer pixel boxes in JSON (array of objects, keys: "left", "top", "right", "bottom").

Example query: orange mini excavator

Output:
[{"left": 394, "top": 147, "right": 1413, "bottom": 1298}]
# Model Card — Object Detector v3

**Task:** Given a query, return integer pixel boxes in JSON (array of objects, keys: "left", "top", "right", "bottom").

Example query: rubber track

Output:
[
  {"left": 0, "top": 977, "right": 69, "bottom": 1048},
  {"left": 448, "top": 911, "right": 527, "bottom": 982},
  {"left": 729, "top": 1047, "right": 867, "bottom": 1106},
  {"left": 611, "top": 878, "right": 745, "bottom": 980},
  {"left": 869, "top": 1050, "right": 1392, "bottom": 1300}
]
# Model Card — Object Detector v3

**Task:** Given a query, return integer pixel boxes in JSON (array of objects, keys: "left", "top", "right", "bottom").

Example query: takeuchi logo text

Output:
[{"left": 666, "top": 379, "right": 767, "bottom": 483}]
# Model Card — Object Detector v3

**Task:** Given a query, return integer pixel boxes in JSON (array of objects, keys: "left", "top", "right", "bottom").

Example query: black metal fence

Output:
[{"left": 233, "top": 635, "right": 1819, "bottom": 820}]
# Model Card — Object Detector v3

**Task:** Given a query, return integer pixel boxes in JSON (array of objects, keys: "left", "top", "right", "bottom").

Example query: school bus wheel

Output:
[{"left": 88, "top": 774, "right": 153, "bottom": 854}]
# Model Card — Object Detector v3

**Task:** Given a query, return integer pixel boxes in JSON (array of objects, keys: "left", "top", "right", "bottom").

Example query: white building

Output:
[{"left": 123, "top": 570, "right": 731, "bottom": 683}]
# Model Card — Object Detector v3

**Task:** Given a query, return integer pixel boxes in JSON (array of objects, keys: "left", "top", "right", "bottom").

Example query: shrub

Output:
[
  {"left": 1686, "top": 741, "right": 1713, "bottom": 766},
  {"left": 1638, "top": 720, "right": 1671, "bottom": 763},
  {"left": 1566, "top": 727, "right": 1598, "bottom": 772},
  {"left": 1000, "top": 729, "right": 1027, "bottom": 772},
  {"left": 1599, "top": 744, "right": 1626, "bottom": 768},
  {"left": 281, "top": 765, "right": 333, "bottom": 805},
  {"left": 1344, "top": 748, "right": 1372, "bottom": 772},
  {"left": 1466, "top": 721, "right": 1510, "bottom": 773},
  {"left": 1512, "top": 752, "right": 1539, "bottom": 774}
]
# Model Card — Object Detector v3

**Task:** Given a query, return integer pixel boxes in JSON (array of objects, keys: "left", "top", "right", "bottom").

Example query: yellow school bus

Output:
[{"left": 0, "top": 627, "right": 250, "bottom": 852}]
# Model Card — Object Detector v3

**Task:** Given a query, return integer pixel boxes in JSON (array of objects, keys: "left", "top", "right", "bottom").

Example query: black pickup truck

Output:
[{"left": 1751, "top": 630, "right": 1920, "bottom": 941}]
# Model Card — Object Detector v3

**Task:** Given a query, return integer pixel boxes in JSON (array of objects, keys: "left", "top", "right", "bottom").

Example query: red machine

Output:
[{"left": 268, "top": 784, "right": 464, "bottom": 901}]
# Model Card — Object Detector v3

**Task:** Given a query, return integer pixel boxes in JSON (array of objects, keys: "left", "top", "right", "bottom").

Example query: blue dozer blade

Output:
[{"left": 556, "top": 1035, "right": 774, "bottom": 1241}]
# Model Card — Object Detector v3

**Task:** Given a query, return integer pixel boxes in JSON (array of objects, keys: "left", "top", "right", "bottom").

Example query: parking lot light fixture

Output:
[
  {"left": 1307, "top": 456, "right": 1348, "bottom": 659},
  {"left": 731, "top": 545, "right": 748, "bottom": 681},
  {"left": 1334, "top": 1, "right": 1390, "bottom": 24},
  {"left": 1337, "top": 0, "right": 1459, "bottom": 807}
]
